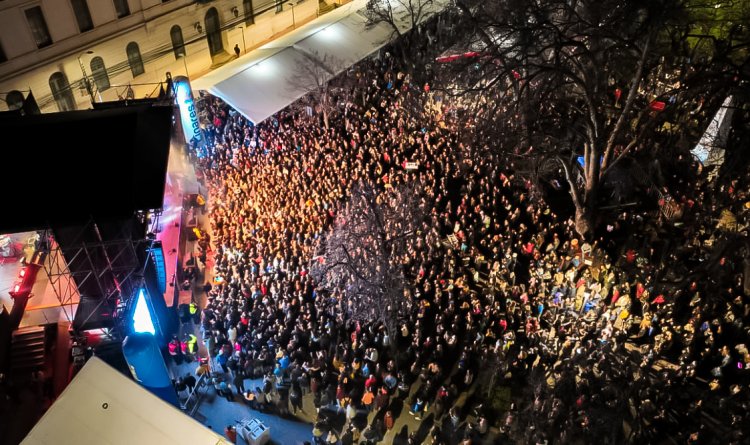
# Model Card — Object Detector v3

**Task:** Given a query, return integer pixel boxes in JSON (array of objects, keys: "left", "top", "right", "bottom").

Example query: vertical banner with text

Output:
[{"left": 173, "top": 76, "right": 205, "bottom": 153}]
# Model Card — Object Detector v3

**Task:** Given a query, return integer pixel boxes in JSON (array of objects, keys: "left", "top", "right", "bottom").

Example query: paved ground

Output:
[
  {"left": 195, "top": 386, "right": 313, "bottom": 445},
  {"left": 168, "top": 357, "right": 313, "bottom": 444},
  {"left": 168, "top": 347, "right": 504, "bottom": 445}
]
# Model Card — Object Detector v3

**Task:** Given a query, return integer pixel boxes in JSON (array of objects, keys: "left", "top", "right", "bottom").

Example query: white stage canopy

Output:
[
  {"left": 192, "top": 0, "right": 448, "bottom": 124},
  {"left": 22, "top": 357, "right": 231, "bottom": 445}
]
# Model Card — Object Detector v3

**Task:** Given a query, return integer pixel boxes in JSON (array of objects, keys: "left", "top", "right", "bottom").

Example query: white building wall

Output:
[
  {"left": 0, "top": 0, "right": 318, "bottom": 113},
  {"left": 0, "top": 8, "right": 38, "bottom": 59},
  {"left": 88, "top": 0, "right": 119, "bottom": 27},
  {"left": 46, "top": 0, "right": 81, "bottom": 41}
]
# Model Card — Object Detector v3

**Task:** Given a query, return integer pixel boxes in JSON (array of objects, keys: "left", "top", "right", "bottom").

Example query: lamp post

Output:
[
  {"left": 236, "top": 25, "right": 247, "bottom": 55},
  {"left": 77, "top": 50, "right": 95, "bottom": 104},
  {"left": 288, "top": 2, "right": 296, "bottom": 28}
]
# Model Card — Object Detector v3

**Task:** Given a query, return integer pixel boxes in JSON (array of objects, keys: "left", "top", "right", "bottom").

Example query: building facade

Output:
[{"left": 0, "top": 0, "right": 318, "bottom": 113}]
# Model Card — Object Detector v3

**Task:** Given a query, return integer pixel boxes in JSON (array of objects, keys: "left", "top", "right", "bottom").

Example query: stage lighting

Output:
[{"left": 9, "top": 263, "right": 41, "bottom": 299}]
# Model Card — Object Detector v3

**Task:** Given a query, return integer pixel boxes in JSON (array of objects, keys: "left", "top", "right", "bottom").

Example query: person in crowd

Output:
[
  {"left": 224, "top": 425, "right": 237, "bottom": 444},
  {"left": 189, "top": 39, "right": 750, "bottom": 445},
  {"left": 168, "top": 335, "right": 182, "bottom": 365},
  {"left": 289, "top": 381, "right": 304, "bottom": 414},
  {"left": 213, "top": 376, "right": 233, "bottom": 402},
  {"left": 232, "top": 369, "right": 246, "bottom": 395},
  {"left": 384, "top": 410, "right": 395, "bottom": 431},
  {"left": 183, "top": 373, "right": 197, "bottom": 393}
]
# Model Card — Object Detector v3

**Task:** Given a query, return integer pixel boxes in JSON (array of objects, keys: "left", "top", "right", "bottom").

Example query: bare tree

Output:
[
  {"left": 310, "top": 181, "right": 424, "bottom": 355},
  {"left": 365, "top": 0, "right": 442, "bottom": 70},
  {"left": 365, "top": 0, "right": 436, "bottom": 39},
  {"left": 290, "top": 51, "right": 347, "bottom": 130},
  {"left": 436, "top": 0, "right": 748, "bottom": 239}
]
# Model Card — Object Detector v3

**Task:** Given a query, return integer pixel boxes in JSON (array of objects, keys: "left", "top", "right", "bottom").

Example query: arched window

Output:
[
  {"left": 243, "top": 0, "right": 254, "bottom": 25},
  {"left": 49, "top": 72, "right": 76, "bottom": 111},
  {"left": 170, "top": 25, "right": 185, "bottom": 59},
  {"left": 5, "top": 90, "right": 24, "bottom": 110},
  {"left": 127, "top": 42, "right": 144, "bottom": 77},
  {"left": 204, "top": 8, "right": 223, "bottom": 57},
  {"left": 90, "top": 56, "right": 110, "bottom": 91}
]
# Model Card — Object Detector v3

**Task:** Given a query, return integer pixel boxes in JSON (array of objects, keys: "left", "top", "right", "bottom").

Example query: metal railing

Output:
[{"left": 180, "top": 371, "right": 210, "bottom": 415}]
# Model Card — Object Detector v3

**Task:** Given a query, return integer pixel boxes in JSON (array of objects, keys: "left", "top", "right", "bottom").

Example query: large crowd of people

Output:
[{"left": 189, "top": 37, "right": 750, "bottom": 444}]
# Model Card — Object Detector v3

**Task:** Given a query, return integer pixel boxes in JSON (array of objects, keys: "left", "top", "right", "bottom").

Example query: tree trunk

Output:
[
  {"left": 384, "top": 317, "right": 399, "bottom": 368},
  {"left": 559, "top": 156, "right": 596, "bottom": 241},
  {"left": 577, "top": 145, "right": 599, "bottom": 241},
  {"left": 574, "top": 206, "right": 594, "bottom": 241}
]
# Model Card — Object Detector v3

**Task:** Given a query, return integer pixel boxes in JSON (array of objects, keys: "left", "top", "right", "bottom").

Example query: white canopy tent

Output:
[
  {"left": 191, "top": 0, "right": 449, "bottom": 124},
  {"left": 22, "top": 357, "right": 231, "bottom": 445}
]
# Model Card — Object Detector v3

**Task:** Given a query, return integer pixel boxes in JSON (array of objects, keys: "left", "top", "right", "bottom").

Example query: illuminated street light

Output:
[{"left": 236, "top": 25, "right": 247, "bottom": 55}]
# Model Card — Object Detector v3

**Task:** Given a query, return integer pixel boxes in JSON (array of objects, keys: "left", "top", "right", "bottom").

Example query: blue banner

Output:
[{"left": 174, "top": 76, "right": 205, "bottom": 150}]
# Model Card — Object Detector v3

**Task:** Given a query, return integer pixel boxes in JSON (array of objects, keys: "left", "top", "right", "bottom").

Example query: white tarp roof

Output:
[
  {"left": 192, "top": 0, "right": 448, "bottom": 124},
  {"left": 22, "top": 357, "right": 230, "bottom": 445}
]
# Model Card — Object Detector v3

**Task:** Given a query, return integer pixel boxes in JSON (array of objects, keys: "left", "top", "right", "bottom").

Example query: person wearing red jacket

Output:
[
  {"left": 224, "top": 425, "right": 236, "bottom": 443},
  {"left": 168, "top": 335, "right": 182, "bottom": 365}
]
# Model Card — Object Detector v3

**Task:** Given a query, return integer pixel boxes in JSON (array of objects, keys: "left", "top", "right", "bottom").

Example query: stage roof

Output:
[
  {"left": 0, "top": 105, "right": 172, "bottom": 233},
  {"left": 21, "top": 357, "right": 231, "bottom": 445},
  {"left": 191, "top": 0, "right": 449, "bottom": 124}
]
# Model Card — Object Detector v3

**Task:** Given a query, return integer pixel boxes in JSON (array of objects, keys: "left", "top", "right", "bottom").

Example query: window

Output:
[
  {"left": 49, "top": 72, "right": 76, "bottom": 111},
  {"left": 243, "top": 0, "right": 254, "bottom": 25},
  {"left": 90, "top": 57, "right": 110, "bottom": 91},
  {"left": 204, "top": 8, "right": 223, "bottom": 57},
  {"left": 71, "top": 0, "right": 94, "bottom": 33},
  {"left": 113, "top": 0, "right": 130, "bottom": 18},
  {"left": 276, "top": 0, "right": 283, "bottom": 13},
  {"left": 6, "top": 90, "right": 24, "bottom": 110},
  {"left": 25, "top": 7, "right": 52, "bottom": 49},
  {"left": 127, "top": 42, "right": 144, "bottom": 77},
  {"left": 170, "top": 25, "right": 185, "bottom": 59}
]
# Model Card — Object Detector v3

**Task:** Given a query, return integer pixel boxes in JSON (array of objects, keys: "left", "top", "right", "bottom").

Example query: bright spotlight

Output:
[{"left": 132, "top": 288, "right": 156, "bottom": 335}]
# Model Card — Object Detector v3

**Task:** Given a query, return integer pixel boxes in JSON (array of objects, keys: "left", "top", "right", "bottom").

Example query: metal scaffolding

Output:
[
  {"left": 39, "top": 211, "right": 162, "bottom": 337},
  {"left": 41, "top": 234, "right": 79, "bottom": 324}
]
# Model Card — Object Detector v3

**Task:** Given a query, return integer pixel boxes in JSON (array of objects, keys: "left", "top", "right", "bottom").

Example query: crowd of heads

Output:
[{"left": 191, "top": 39, "right": 750, "bottom": 444}]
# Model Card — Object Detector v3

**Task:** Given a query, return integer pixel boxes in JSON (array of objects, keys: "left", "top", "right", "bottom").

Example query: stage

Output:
[{"left": 158, "top": 142, "right": 203, "bottom": 308}]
